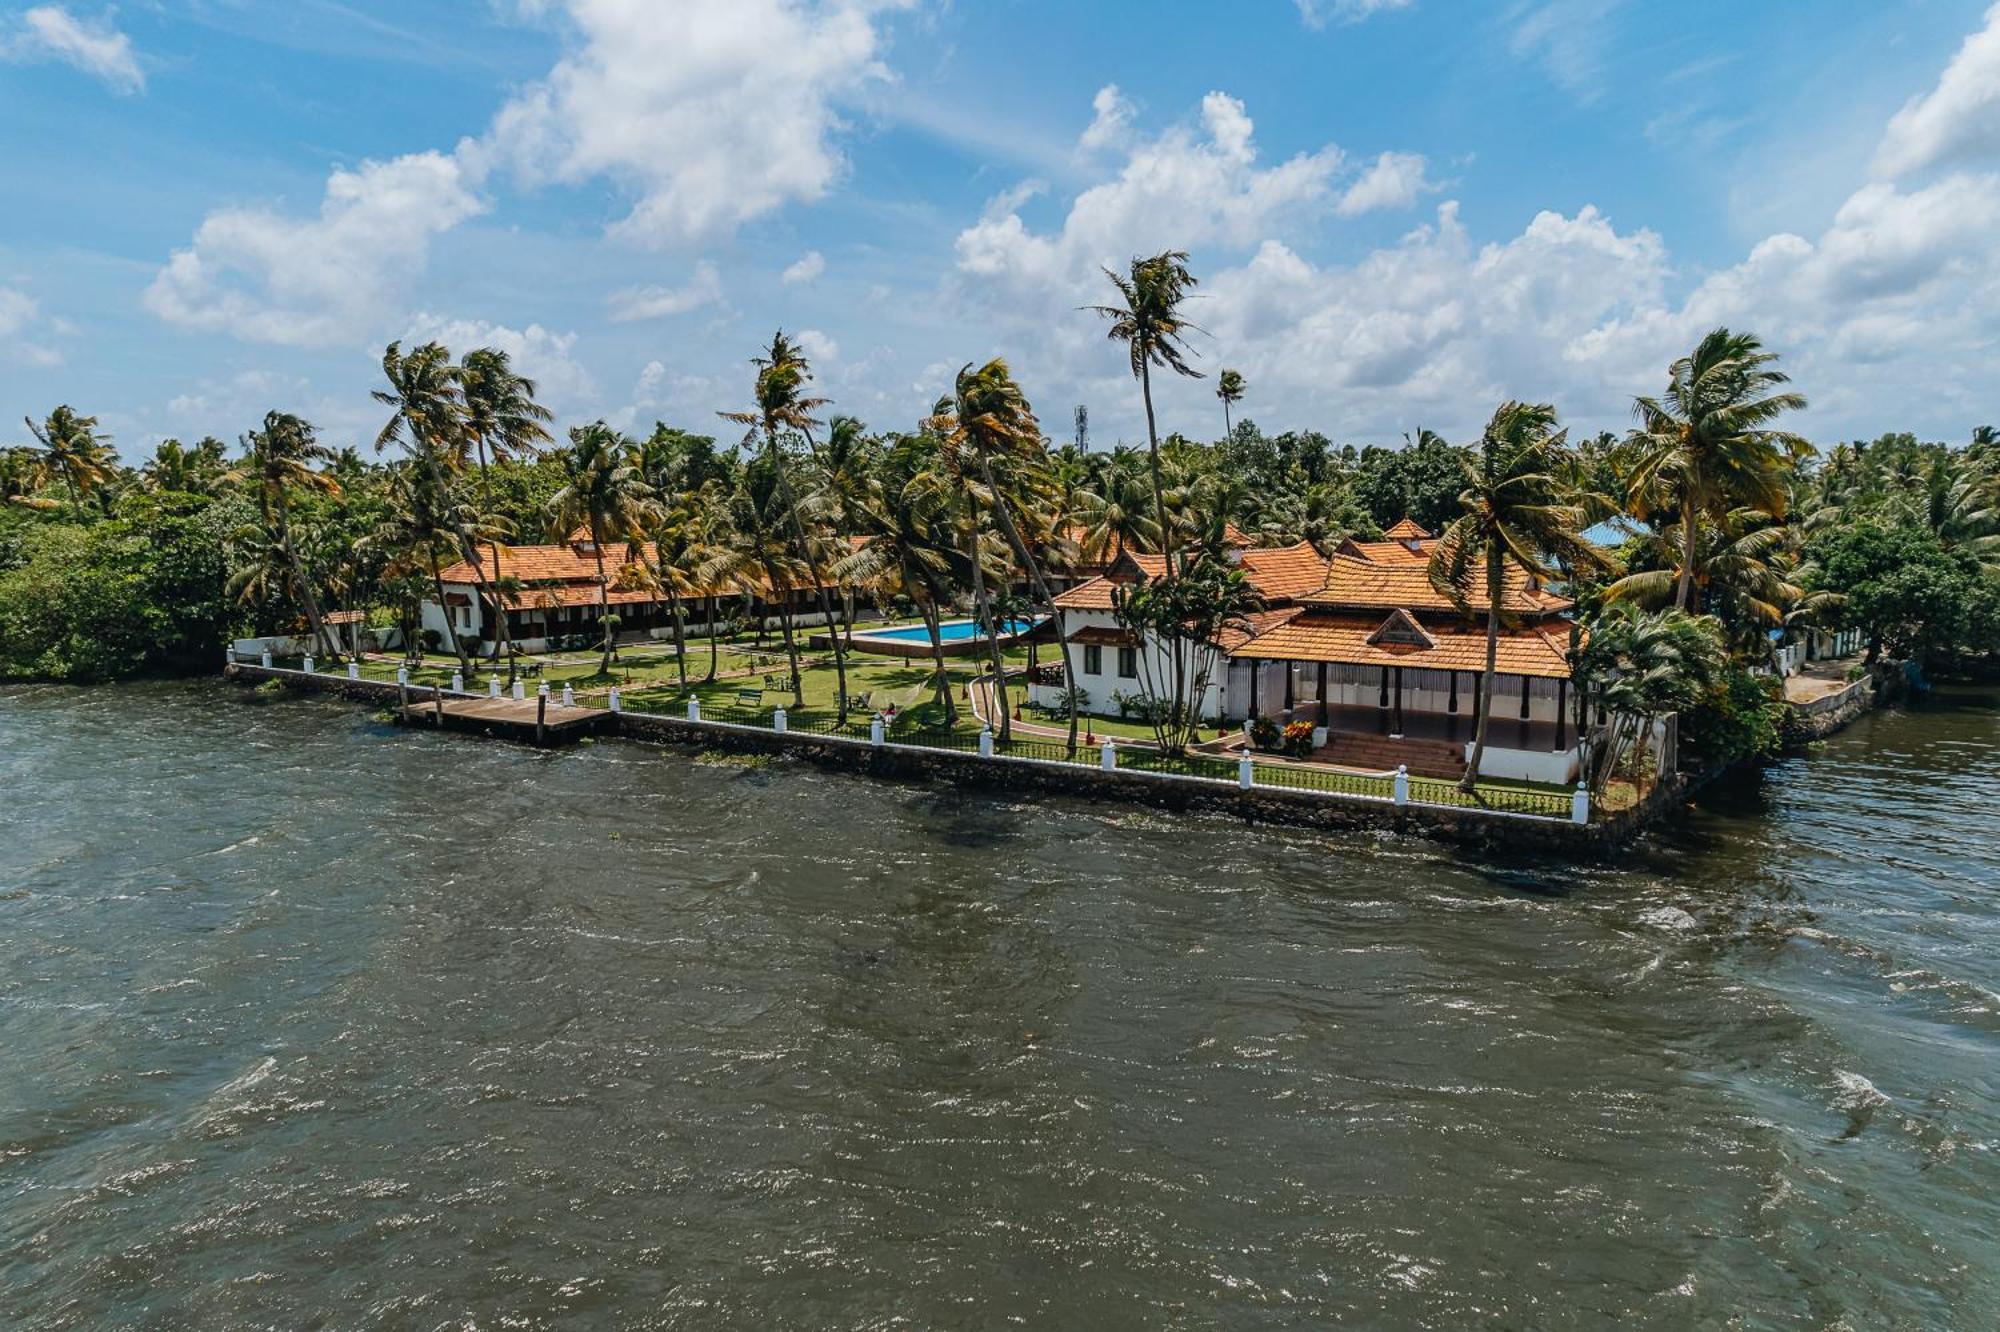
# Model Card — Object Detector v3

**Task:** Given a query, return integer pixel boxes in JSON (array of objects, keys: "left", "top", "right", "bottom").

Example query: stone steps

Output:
[{"left": 1319, "top": 732, "right": 1468, "bottom": 781}]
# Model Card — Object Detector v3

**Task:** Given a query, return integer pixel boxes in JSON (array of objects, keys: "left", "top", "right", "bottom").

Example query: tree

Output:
[
  {"left": 720, "top": 331, "right": 853, "bottom": 717},
  {"left": 231, "top": 412, "right": 344, "bottom": 664},
  {"left": 1353, "top": 430, "right": 1466, "bottom": 532},
  {"left": 1088, "top": 250, "right": 1204, "bottom": 569},
  {"left": 1112, "top": 553, "right": 1262, "bottom": 754},
  {"left": 460, "top": 347, "right": 554, "bottom": 680},
  {"left": 1569, "top": 605, "right": 1726, "bottom": 793},
  {"left": 837, "top": 433, "right": 963, "bottom": 724},
  {"left": 1812, "top": 520, "right": 1988, "bottom": 665},
  {"left": 25, "top": 407, "right": 116, "bottom": 509},
  {"left": 1429, "top": 401, "right": 1606, "bottom": 793},
  {"left": 1627, "top": 327, "right": 1807, "bottom": 610},
  {"left": 547, "top": 423, "right": 654, "bottom": 675},
  {"left": 1216, "top": 368, "right": 1246, "bottom": 437}
]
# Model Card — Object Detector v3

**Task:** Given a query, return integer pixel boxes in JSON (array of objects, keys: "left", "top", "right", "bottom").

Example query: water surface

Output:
[{"left": 2, "top": 681, "right": 1996, "bottom": 1328}]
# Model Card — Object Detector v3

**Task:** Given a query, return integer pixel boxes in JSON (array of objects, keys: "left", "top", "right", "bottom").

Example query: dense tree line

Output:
[{"left": 4, "top": 253, "right": 1995, "bottom": 788}]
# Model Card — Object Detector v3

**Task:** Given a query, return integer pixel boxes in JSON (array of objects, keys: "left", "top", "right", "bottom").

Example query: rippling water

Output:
[{"left": 2, "top": 681, "right": 1996, "bottom": 1328}]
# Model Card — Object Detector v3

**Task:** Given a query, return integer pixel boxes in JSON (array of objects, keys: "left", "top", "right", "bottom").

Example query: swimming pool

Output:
[{"left": 857, "top": 617, "right": 1040, "bottom": 645}]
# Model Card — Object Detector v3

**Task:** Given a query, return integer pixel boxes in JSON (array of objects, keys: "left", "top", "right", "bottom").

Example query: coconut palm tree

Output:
[
  {"left": 838, "top": 434, "right": 964, "bottom": 724},
  {"left": 1087, "top": 250, "right": 1204, "bottom": 569},
  {"left": 704, "top": 454, "right": 815, "bottom": 704},
  {"left": 547, "top": 423, "right": 655, "bottom": 675},
  {"left": 931, "top": 358, "right": 1081, "bottom": 751},
  {"left": 24, "top": 406, "right": 116, "bottom": 509},
  {"left": 359, "top": 465, "right": 497, "bottom": 676},
  {"left": 719, "top": 332, "right": 854, "bottom": 719},
  {"left": 1604, "top": 507, "right": 1802, "bottom": 656},
  {"left": 1072, "top": 446, "right": 1162, "bottom": 564},
  {"left": 228, "top": 412, "right": 346, "bottom": 664},
  {"left": 1216, "top": 368, "right": 1247, "bottom": 436},
  {"left": 1430, "top": 401, "right": 1606, "bottom": 793},
  {"left": 460, "top": 347, "right": 553, "bottom": 678},
  {"left": 142, "top": 437, "right": 228, "bottom": 496},
  {"left": 1627, "top": 328, "right": 1807, "bottom": 610}
]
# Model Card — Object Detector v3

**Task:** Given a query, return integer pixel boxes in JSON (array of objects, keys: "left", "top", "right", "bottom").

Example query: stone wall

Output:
[
  {"left": 1783, "top": 675, "right": 1879, "bottom": 749},
  {"left": 226, "top": 664, "right": 1656, "bottom": 856}
]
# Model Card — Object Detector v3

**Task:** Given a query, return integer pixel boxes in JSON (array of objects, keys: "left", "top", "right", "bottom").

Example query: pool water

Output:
[{"left": 857, "top": 617, "right": 1040, "bottom": 644}]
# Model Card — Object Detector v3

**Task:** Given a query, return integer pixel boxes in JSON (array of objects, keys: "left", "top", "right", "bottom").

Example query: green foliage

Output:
[
  {"left": 1680, "top": 665, "right": 1785, "bottom": 771},
  {"left": 1810, "top": 520, "right": 1995, "bottom": 664},
  {"left": 1353, "top": 430, "right": 1467, "bottom": 532}
]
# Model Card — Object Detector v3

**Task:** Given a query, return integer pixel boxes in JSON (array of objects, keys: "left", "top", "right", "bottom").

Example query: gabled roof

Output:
[
  {"left": 1236, "top": 541, "right": 1332, "bottom": 601},
  {"left": 1365, "top": 608, "right": 1436, "bottom": 649},
  {"left": 1303, "top": 553, "right": 1570, "bottom": 617},
  {"left": 1383, "top": 517, "right": 1432, "bottom": 540}
]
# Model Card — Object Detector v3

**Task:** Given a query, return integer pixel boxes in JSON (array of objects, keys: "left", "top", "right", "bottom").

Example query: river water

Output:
[{"left": 2, "top": 681, "right": 1996, "bottom": 1329}]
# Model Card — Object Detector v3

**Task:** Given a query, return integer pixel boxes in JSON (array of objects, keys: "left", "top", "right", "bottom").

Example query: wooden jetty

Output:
[{"left": 395, "top": 687, "right": 616, "bottom": 747}]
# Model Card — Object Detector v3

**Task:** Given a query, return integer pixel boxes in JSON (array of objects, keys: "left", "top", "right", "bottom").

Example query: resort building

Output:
[
  {"left": 1043, "top": 519, "right": 1586, "bottom": 784},
  {"left": 420, "top": 533, "right": 840, "bottom": 653}
]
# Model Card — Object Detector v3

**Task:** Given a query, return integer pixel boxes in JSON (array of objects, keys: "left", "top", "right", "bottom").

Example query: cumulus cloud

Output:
[
  {"left": 143, "top": 150, "right": 486, "bottom": 347},
  {"left": 484, "top": 0, "right": 906, "bottom": 247},
  {"left": 1078, "top": 84, "right": 1136, "bottom": 156},
  {"left": 403, "top": 311, "right": 598, "bottom": 406},
  {"left": 0, "top": 286, "right": 62, "bottom": 366},
  {"left": 795, "top": 328, "right": 840, "bottom": 363},
  {"left": 1336, "top": 151, "right": 1437, "bottom": 216},
  {"left": 5, "top": 5, "right": 144, "bottom": 94},
  {"left": 606, "top": 261, "right": 724, "bottom": 322},
  {"left": 782, "top": 250, "right": 827, "bottom": 285},
  {"left": 1874, "top": 2, "right": 2000, "bottom": 178}
]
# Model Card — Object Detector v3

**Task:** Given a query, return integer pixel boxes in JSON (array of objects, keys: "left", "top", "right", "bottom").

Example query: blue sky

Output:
[{"left": 3, "top": 0, "right": 1998, "bottom": 460}]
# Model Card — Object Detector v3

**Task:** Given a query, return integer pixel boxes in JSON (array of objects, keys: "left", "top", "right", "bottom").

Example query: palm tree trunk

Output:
[
  {"left": 670, "top": 592, "right": 688, "bottom": 690},
  {"left": 969, "top": 544, "right": 1010, "bottom": 742},
  {"left": 1140, "top": 358, "right": 1173, "bottom": 573},
  {"left": 1675, "top": 504, "right": 1697, "bottom": 611},
  {"left": 1462, "top": 600, "right": 1500, "bottom": 794},
  {"left": 428, "top": 551, "right": 471, "bottom": 676},
  {"left": 275, "top": 506, "right": 340, "bottom": 664},
  {"left": 592, "top": 537, "right": 613, "bottom": 674},
  {"left": 704, "top": 598, "right": 720, "bottom": 683},
  {"left": 1223, "top": 400, "right": 1233, "bottom": 437},
  {"left": 475, "top": 444, "right": 510, "bottom": 669},
  {"left": 919, "top": 594, "right": 956, "bottom": 725},
  {"left": 975, "top": 454, "right": 1078, "bottom": 753},
  {"left": 776, "top": 593, "right": 803, "bottom": 706}
]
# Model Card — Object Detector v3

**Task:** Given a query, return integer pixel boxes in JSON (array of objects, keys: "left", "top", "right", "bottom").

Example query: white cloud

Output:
[
  {"left": 1506, "top": 0, "right": 1624, "bottom": 105},
  {"left": 143, "top": 150, "right": 486, "bottom": 347},
  {"left": 484, "top": 0, "right": 907, "bottom": 248},
  {"left": 605, "top": 261, "right": 724, "bottom": 322},
  {"left": 782, "top": 250, "right": 827, "bottom": 285},
  {"left": 5, "top": 5, "right": 144, "bottom": 94},
  {"left": 1336, "top": 151, "right": 1436, "bottom": 216},
  {"left": 795, "top": 328, "right": 840, "bottom": 363},
  {"left": 634, "top": 359, "right": 667, "bottom": 402},
  {"left": 0, "top": 286, "right": 61, "bottom": 366},
  {"left": 1078, "top": 83, "right": 1136, "bottom": 156},
  {"left": 1874, "top": 2, "right": 2000, "bottom": 178},
  {"left": 1295, "top": 0, "right": 1414, "bottom": 29},
  {"left": 403, "top": 311, "right": 598, "bottom": 406}
]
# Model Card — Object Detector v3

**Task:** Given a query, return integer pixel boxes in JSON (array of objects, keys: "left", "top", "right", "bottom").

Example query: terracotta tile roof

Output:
[
  {"left": 502, "top": 584, "right": 666, "bottom": 611},
  {"left": 1236, "top": 541, "right": 1331, "bottom": 601},
  {"left": 436, "top": 540, "right": 653, "bottom": 587},
  {"left": 1215, "top": 606, "right": 1307, "bottom": 651},
  {"left": 323, "top": 609, "right": 367, "bottom": 625},
  {"left": 1384, "top": 517, "right": 1432, "bottom": 540},
  {"left": 1302, "top": 554, "right": 1570, "bottom": 616},
  {"left": 1345, "top": 538, "right": 1430, "bottom": 564},
  {"left": 1052, "top": 575, "right": 1121, "bottom": 611},
  {"left": 1065, "top": 625, "right": 1140, "bottom": 647},
  {"left": 1228, "top": 611, "right": 1574, "bottom": 679}
]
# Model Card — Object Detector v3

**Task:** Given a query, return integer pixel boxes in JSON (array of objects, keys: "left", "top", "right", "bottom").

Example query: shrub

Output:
[
  {"left": 1282, "top": 719, "right": 1315, "bottom": 758},
  {"left": 1248, "top": 714, "right": 1282, "bottom": 751}
]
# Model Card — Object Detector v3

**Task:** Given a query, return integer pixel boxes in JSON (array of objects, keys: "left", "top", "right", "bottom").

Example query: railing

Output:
[{"left": 235, "top": 656, "right": 1588, "bottom": 825}]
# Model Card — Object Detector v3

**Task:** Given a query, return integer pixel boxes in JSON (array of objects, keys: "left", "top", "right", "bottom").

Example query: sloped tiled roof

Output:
[
  {"left": 1228, "top": 612, "right": 1573, "bottom": 678},
  {"left": 1383, "top": 517, "right": 1433, "bottom": 540},
  {"left": 1215, "top": 606, "right": 1307, "bottom": 651},
  {"left": 1236, "top": 541, "right": 1332, "bottom": 601},
  {"left": 1303, "top": 554, "right": 1570, "bottom": 617}
]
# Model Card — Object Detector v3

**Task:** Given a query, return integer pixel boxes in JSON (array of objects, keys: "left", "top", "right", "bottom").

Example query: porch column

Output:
[
  {"left": 1317, "top": 661, "right": 1328, "bottom": 711},
  {"left": 1249, "top": 659, "right": 1260, "bottom": 718},
  {"left": 1378, "top": 666, "right": 1390, "bottom": 709},
  {"left": 1555, "top": 678, "right": 1567, "bottom": 750},
  {"left": 1448, "top": 670, "right": 1459, "bottom": 714},
  {"left": 1519, "top": 674, "right": 1532, "bottom": 720},
  {"left": 1392, "top": 666, "right": 1404, "bottom": 735},
  {"left": 1284, "top": 662, "right": 1296, "bottom": 711}
]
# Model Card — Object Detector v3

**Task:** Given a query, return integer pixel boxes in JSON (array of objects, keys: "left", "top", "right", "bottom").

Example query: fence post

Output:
[
  {"left": 347, "top": 662, "right": 360, "bottom": 681},
  {"left": 303, "top": 654, "right": 315, "bottom": 675},
  {"left": 687, "top": 696, "right": 701, "bottom": 723},
  {"left": 870, "top": 715, "right": 885, "bottom": 747},
  {"left": 452, "top": 671, "right": 464, "bottom": 693},
  {"left": 1238, "top": 754, "right": 1253, "bottom": 789},
  {"left": 979, "top": 728, "right": 994, "bottom": 758},
  {"left": 1394, "top": 765, "right": 1409, "bottom": 806},
  {"left": 538, "top": 681, "right": 550, "bottom": 700},
  {"left": 261, "top": 649, "right": 272, "bottom": 668},
  {"left": 396, "top": 666, "right": 409, "bottom": 687},
  {"left": 512, "top": 679, "right": 526, "bottom": 702},
  {"left": 609, "top": 687, "right": 621, "bottom": 714},
  {"left": 488, "top": 675, "right": 500, "bottom": 698},
  {"left": 1101, "top": 739, "right": 1117, "bottom": 771},
  {"left": 561, "top": 682, "right": 575, "bottom": 708},
  {"left": 773, "top": 706, "right": 787, "bottom": 734},
  {"left": 1571, "top": 782, "right": 1589, "bottom": 825}
]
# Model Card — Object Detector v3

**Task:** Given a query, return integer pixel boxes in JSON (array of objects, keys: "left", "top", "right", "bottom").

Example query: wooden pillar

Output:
[
  {"left": 1249, "top": 659, "right": 1260, "bottom": 718},
  {"left": 1284, "top": 661, "right": 1296, "bottom": 711},
  {"left": 1317, "top": 661, "right": 1328, "bottom": 722},
  {"left": 1378, "top": 666, "right": 1390, "bottom": 708},
  {"left": 1393, "top": 666, "right": 1404, "bottom": 734},
  {"left": 1555, "top": 677, "right": 1567, "bottom": 750},
  {"left": 1448, "top": 670, "right": 1459, "bottom": 714},
  {"left": 1519, "top": 674, "right": 1532, "bottom": 720}
]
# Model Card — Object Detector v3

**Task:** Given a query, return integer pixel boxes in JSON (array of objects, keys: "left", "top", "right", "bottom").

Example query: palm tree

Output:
[
  {"left": 359, "top": 465, "right": 496, "bottom": 676},
  {"left": 1087, "top": 250, "right": 1205, "bottom": 569},
  {"left": 547, "top": 423, "right": 655, "bottom": 675},
  {"left": 1216, "top": 368, "right": 1247, "bottom": 436},
  {"left": 719, "top": 331, "right": 853, "bottom": 718},
  {"left": 1627, "top": 328, "right": 1807, "bottom": 610},
  {"left": 24, "top": 406, "right": 116, "bottom": 509},
  {"left": 931, "top": 358, "right": 1081, "bottom": 751},
  {"left": 838, "top": 434, "right": 964, "bottom": 724},
  {"left": 1604, "top": 507, "right": 1802, "bottom": 656},
  {"left": 460, "top": 347, "right": 553, "bottom": 679},
  {"left": 142, "top": 437, "right": 228, "bottom": 496},
  {"left": 1072, "top": 446, "right": 1162, "bottom": 563},
  {"left": 705, "top": 454, "right": 814, "bottom": 702},
  {"left": 1429, "top": 401, "right": 1606, "bottom": 793},
  {"left": 231, "top": 412, "right": 344, "bottom": 664}
]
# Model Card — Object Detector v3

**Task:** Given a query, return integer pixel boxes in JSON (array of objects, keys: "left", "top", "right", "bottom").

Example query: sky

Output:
[{"left": 2, "top": 0, "right": 1998, "bottom": 461}]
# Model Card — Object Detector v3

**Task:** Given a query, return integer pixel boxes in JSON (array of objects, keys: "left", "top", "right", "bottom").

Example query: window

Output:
[
  {"left": 1083, "top": 644, "right": 1103, "bottom": 676},
  {"left": 1117, "top": 646, "right": 1139, "bottom": 679}
]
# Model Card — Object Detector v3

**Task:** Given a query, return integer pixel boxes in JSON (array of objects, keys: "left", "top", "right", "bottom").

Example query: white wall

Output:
[
  {"left": 1470, "top": 742, "right": 1582, "bottom": 785},
  {"left": 1056, "top": 608, "right": 1227, "bottom": 720}
]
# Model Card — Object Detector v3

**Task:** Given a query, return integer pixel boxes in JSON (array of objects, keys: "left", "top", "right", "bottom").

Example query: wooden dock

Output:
[{"left": 396, "top": 690, "right": 617, "bottom": 747}]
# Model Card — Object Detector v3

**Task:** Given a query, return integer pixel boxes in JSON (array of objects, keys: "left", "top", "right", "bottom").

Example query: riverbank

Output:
[{"left": 222, "top": 662, "right": 1683, "bottom": 855}]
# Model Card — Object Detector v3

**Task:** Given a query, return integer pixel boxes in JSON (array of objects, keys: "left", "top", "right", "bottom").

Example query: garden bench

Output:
[{"left": 734, "top": 688, "right": 763, "bottom": 709}]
